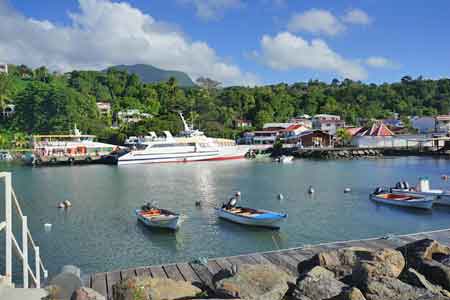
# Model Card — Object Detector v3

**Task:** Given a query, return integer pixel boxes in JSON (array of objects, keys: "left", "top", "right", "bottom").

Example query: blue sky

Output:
[{"left": 2, "top": 0, "right": 450, "bottom": 86}]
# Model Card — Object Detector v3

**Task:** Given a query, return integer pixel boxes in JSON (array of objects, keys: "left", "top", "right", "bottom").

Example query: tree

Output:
[{"left": 336, "top": 128, "right": 352, "bottom": 146}]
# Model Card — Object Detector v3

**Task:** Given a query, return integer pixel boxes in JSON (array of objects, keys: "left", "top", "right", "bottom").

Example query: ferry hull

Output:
[{"left": 117, "top": 147, "right": 249, "bottom": 165}]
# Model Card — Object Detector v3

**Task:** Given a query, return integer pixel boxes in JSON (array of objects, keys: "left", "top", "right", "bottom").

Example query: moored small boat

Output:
[
  {"left": 217, "top": 206, "right": 287, "bottom": 229},
  {"left": 370, "top": 188, "right": 433, "bottom": 210},
  {"left": 390, "top": 178, "right": 450, "bottom": 206},
  {"left": 135, "top": 204, "right": 180, "bottom": 230}
]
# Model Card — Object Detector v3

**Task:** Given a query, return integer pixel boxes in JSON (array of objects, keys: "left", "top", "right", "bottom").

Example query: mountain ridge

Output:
[{"left": 108, "top": 64, "right": 196, "bottom": 87}]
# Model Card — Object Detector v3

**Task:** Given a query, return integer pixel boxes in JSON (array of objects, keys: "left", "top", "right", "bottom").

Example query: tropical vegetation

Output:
[{"left": 1, "top": 64, "right": 450, "bottom": 148}]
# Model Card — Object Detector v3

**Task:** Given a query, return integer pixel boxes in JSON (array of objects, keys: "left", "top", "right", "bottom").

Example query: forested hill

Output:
[
  {"left": 108, "top": 64, "right": 196, "bottom": 87},
  {"left": 0, "top": 64, "right": 450, "bottom": 147}
]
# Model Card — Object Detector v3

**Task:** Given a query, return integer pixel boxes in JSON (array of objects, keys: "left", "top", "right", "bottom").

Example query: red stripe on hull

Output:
[{"left": 119, "top": 155, "right": 247, "bottom": 165}]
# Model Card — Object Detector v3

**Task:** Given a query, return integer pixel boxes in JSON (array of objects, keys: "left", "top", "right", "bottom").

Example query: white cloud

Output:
[
  {"left": 255, "top": 32, "right": 367, "bottom": 80},
  {"left": 0, "top": 0, "right": 258, "bottom": 86},
  {"left": 342, "top": 9, "right": 372, "bottom": 25},
  {"left": 365, "top": 56, "right": 396, "bottom": 68},
  {"left": 287, "top": 9, "right": 345, "bottom": 36},
  {"left": 179, "top": 0, "right": 242, "bottom": 21}
]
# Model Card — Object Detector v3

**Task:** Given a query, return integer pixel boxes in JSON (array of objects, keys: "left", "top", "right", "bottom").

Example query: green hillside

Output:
[{"left": 109, "top": 64, "right": 195, "bottom": 87}]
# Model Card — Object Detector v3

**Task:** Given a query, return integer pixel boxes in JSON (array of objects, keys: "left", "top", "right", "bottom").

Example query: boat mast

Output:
[{"left": 178, "top": 112, "right": 191, "bottom": 132}]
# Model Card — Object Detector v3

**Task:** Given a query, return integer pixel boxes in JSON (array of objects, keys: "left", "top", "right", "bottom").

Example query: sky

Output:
[{"left": 1, "top": 0, "right": 450, "bottom": 86}]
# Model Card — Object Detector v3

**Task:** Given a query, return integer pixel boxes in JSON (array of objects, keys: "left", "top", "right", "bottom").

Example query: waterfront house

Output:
[
  {"left": 117, "top": 109, "right": 152, "bottom": 124},
  {"left": 233, "top": 119, "right": 253, "bottom": 129},
  {"left": 0, "top": 63, "right": 8, "bottom": 74},
  {"left": 252, "top": 130, "right": 280, "bottom": 144},
  {"left": 312, "top": 114, "right": 345, "bottom": 135},
  {"left": 237, "top": 132, "right": 255, "bottom": 144},
  {"left": 288, "top": 115, "right": 313, "bottom": 128},
  {"left": 411, "top": 116, "right": 436, "bottom": 134},
  {"left": 96, "top": 102, "right": 111, "bottom": 115},
  {"left": 283, "top": 130, "right": 333, "bottom": 147},
  {"left": 436, "top": 114, "right": 450, "bottom": 133}
]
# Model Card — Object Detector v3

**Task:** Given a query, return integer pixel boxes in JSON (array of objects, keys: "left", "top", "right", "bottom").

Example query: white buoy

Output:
[
  {"left": 44, "top": 223, "right": 52, "bottom": 232},
  {"left": 277, "top": 193, "right": 284, "bottom": 200},
  {"left": 308, "top": 186, "right": 315, "bottom": 194},
  {"left": 58, "top": 202, "right": 65, "bottom": 209},
  {"left": 344, "top": 188, "right": 351, "bottom": 193},
  {"left": 63, "top": 200, "right": 72, "bottom": 208}
]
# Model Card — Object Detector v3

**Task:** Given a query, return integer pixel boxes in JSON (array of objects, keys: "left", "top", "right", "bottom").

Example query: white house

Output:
[
  {"left": 0, "top": 63, "right": 8, "bottom": 74},
  {"left": 96, "top": 102, "right": 111, "bottom": 115},
  {"left": 117, "top": 109, "right": 152, "bottom": 124},
  {"left": 436, "top": 114, "right": 450, "bottom": 133},
  {"left": 1, "top": 104, "right": 15, "bottom": 118},
  {"left": 312, "top": 114, "right": 345, "bottom": 135}
]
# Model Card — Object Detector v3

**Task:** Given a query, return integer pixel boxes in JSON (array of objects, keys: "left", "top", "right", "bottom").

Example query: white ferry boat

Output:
[
  {"left": 27, "top": 126, "right": 119, "bottom": 165},
  {"left": 118, "top": 113, "right": 249, "bottom": 165}
]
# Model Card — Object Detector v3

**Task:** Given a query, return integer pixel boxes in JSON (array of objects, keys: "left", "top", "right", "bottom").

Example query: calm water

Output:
[{"left": 1, "top": 157, "right": 450, "bottom": 278}]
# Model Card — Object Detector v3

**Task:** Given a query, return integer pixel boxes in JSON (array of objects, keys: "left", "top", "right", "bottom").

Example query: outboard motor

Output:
[
  {"left": 395, "top": 182, "right": 402, "bottom": 189},
  {"left": 404, "top": 181, "right": 410, "bottom": 190},
  {"left": 374, "top": 187, "right": 383, "bottom": 195}
]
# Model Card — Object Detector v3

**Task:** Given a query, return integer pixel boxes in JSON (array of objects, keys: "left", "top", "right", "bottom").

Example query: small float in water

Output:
[
  {"left": 274, "top": 155, "right": 294, "bottom": 163},
  {"left": 370, "top": 187, "right": 433, "bottom": 210},
  {"left": 135, "top": 202, "right": 180, "bottom": 231},
  {"left": 217, "top": 192, "right": 287, "bottom": 229},
  {"left": 390, "top": 177, "right": 450, "bottom": 206}
]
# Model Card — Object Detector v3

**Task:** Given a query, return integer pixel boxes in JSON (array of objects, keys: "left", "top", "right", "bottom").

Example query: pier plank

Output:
[
  {"left": 189, "top": 262, "right": 214, "bottom": 288},
  {"left": 213, "top": 257, "right": 233, "bottom": 270},
  {"left": 106, "top": 271, "right": 121, "bottom": 300},
  {"left": 163, "top": 264, "right": 185, "bottom": 281},
  {"left": 176, "top": 263, "right": 202, "bottom": 283},
  {"left": 135, "top": 266, "right": 151, "bottom": 277},
  {"left": 120, "top": 268, "right": 136, "bottom": 280},
  {"left": 206, "top": 260, "right": 223, "bottom": 276},
  {"left": 91, "top": 273, "right": 107, "bottom": 298},
  {"left": 249, "top": 253, "right": 275, "bottom": 265},
  {"left": 149, "top": 265, "right": 168, "bottom": 279}
]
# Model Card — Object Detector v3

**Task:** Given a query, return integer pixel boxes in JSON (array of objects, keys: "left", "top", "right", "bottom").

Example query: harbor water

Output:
[{"left": 1, "top": 157, "right": 450, "bottom": 277}]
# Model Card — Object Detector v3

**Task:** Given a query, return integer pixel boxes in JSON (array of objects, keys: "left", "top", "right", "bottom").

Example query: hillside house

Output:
[{"left": 312, "top": 114, "right": 345, "bottom": 135}]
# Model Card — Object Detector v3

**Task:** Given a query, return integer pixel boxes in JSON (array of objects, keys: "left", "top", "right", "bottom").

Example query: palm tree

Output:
[{"left": 12, "top": 132, "right": 29, "bottom": 149}]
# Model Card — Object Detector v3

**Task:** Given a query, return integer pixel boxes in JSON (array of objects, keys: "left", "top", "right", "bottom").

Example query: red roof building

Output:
[{"left": 354, "top": 122, "right": 394, "bottom": 137}]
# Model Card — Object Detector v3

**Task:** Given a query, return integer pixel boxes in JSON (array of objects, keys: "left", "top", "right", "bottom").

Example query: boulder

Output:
[
  {"left": 400, "top": 268, "right": 450, "bottom": 297},
  {"left": 362, "top": 276, "right": 436, "bottom": 300},
  {"left": 352, "top": 248, "right": 405, "bottom": 284},
  {"left": 298, "top": 247, "right": 404, "bottom": 283},
  {"left": 398, "top": 239, "right": 450, "bottom": 290},
  {"left": 213, "top": 263, "right": 291, "bottom": 300},
  {"left": 417, "top": 259, "right": 450, "bottom": 291},
  {"left": 398, "top": 239, "right": 450, "bottom": 263},
  {"left": 291, "top": 266, "right": 348, "bottom": 300},
  {"left": 71, "top": 287, "right": 105, "bottom": 300},
  {"left": 298, "top": 247, "right": 373, "bottom": 280},
  {"left": 112, "top": 276, "right": 202, "bottom": 300},
  {"left": 328, "top": 287, "right": 366, "bottom": 300}
]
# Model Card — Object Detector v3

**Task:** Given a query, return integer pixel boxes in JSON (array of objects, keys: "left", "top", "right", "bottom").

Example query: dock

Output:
[{"left": 86, "top": 228, "right": 450, "bottom": 299}]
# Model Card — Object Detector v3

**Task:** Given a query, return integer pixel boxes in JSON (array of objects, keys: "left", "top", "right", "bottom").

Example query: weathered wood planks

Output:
[{"left": 88, "top": 228, "right": 450, "bottom": 300}]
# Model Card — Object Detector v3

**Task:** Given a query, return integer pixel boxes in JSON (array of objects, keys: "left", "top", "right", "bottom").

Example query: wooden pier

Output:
[{"left": 86, "top": 228, "right": 450, "bottom": 299}]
